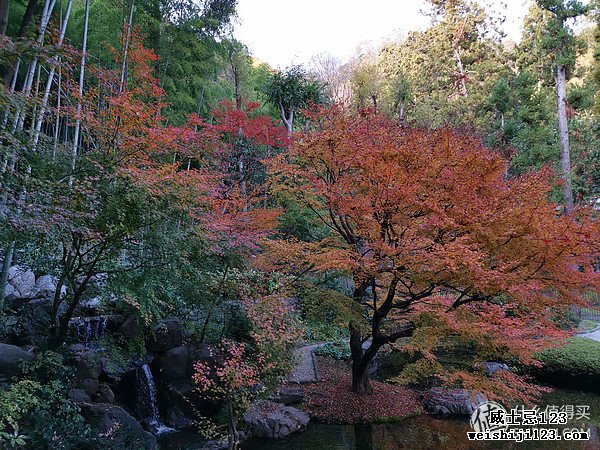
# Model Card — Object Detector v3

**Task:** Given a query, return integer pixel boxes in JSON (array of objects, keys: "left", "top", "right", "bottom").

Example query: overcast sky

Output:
[{"left": 233, "top": 0, "right": 533, "bottom": 69}]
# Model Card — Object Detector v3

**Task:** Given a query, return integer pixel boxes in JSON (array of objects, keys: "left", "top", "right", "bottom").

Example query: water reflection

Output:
[
  {"left": 245, "top": 417, "right": 599, "bottom": 450},
  {"left": 159, "top": 389, "right": 600, "bottom": 450}
]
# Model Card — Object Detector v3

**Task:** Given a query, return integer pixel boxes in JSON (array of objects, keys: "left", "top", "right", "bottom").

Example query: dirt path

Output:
[{"left": 288, "top": 343, "right": 325, "bottom": 383}]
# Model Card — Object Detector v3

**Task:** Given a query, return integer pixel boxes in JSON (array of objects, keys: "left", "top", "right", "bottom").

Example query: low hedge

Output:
[{"left": 534, "top": 337, "right": 600, "bottom": 391}]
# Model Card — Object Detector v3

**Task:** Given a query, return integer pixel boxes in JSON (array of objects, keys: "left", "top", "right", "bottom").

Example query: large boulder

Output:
[
  {"left": 0, "top": 343, "right": 35, "bottom": 379},
  {"left": 4, "top": 266, "right": 35, "bottom": 300},
  {"left": 69, "top": 345, "right": 101, "bottom": 380},
  {"left": 116, "top": 314, "right": 140, "bottom": 340},
  {"left": 93, "top": 383, "right": 115, "bottom": 404},
  {"left": 148, "top": 317, "right": 183, "bottom": 353},
  {"left": 80, "top": 378, "right": 100, "bottom": 397},
  {"left": 157, "top": 345, "right": 192, "bottom": 383},
  {"left": 271, "top": 387, "right": 304, "bottom": 405},
  {"left": 423, "top": 388, "right": 487, "bottom": 415},
  {"left": 478, "top": 361, "right": 509, "bottom": 377},
  {"left": 165, "top": 405, "right": 194, "bottom": 429},
  {"left": 75, "top": 273, "right": 108, "bottom": 293},
  {"left": 79, "top": 403, "right": 157, "bottom": 449},
  {"left": 243, "top": 400, "right": 310, "bottom": 439},
  {"left": 76, "top": 294, "right": 118, "bottom": 316},
  {"left": 31, "top": 275, "right": 65, "bottom": 300},
  {"left": 5, "top": 298, "right": 54, "bottom": 346},
  {"left": 68, "top": 388, "right": 91, "bottom": 404}
]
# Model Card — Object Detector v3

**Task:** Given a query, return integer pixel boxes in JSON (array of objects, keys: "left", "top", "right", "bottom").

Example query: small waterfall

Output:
[
  {"left": 100, "top": 316, "right": 107, "bottom": 337},
  {"left": 85, "top": 321, "right": 92, "bottom": 344},
  {"left": 139, "top": 364, "right": 174, "bottom": 435},
  {"left": 70, "top": 316, "right": 110, "bottom": 347}
]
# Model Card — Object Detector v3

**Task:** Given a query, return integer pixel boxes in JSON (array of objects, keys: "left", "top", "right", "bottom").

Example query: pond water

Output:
[{"left": 158, "top": 389, "right": 600, "bottom": 450}]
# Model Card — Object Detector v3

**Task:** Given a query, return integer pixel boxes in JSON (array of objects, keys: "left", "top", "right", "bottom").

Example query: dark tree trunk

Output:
[
  {"left": 233, "top": 63, "right": 242, "bottom": 110},
  {"left": 348, "top": 275, "right": 416, "bottom": 394},
  {"left": 16, "top": 0, "right": 37, "bottom": 37},
  {"left": 350, "top": 277, "right": 374, "bottom": 394},
  {"left": 351, "top": 360, "right": 372, "bottom": 395},
  {"left": 350, "top": 324, "right": 368, "bottom": 394},
  {"left": 0, "top": 0, "right": 9, "bottom": 36},
  {"left": 198, "top": 306, "right": 214, "bottom": 344},
  {"left": 50, "top": 273, "right": 67, "bottom": 325},
  {"left": 350, "top": 323, "right": 382, "bottom": 395},
  {"left": 51, "top": 273, "right": 93, "bottom": 348},
  {"left": 3, "top": 0, "right": 39, "bottom": 86}
]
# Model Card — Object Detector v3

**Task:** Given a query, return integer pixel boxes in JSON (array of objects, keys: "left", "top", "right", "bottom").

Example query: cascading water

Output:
[
  {"left": 70, "top": 316, "right": 109, "bottom": 347},
  {"left": 100, "top": 316, "right": 107, "bottom": 337},
  {"left": 85, "top": 321, "right": 92, "bottom": 344},
  {"left": 139, "top": 364, "right": 174, "bottom": 435}
]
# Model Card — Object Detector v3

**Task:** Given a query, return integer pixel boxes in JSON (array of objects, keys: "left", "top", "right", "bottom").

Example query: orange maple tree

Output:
[{"left": 267, "top": 106, "right": 600, "bottom": 397}]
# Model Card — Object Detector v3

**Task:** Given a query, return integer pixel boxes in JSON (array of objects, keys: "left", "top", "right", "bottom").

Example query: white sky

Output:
[{"left": 233, "top": 0, "right": 533, "bottom": 69}]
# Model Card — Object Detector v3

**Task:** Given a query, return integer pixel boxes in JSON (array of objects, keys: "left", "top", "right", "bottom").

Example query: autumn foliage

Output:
[
  {"left": 193, "top": 294, "right": 301, "bottom": 447},
  {"left": 267, "top": 106, "right": 600, "bottom": 398},
  {"left": 81, "top": 34, "right": 288, "bottom": 258}
]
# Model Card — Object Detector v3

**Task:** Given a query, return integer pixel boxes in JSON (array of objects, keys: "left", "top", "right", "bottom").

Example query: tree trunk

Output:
[
  {"left": 453, "top": 48, "right": 468, "bottom": 97},
  {"left": 52, "top": 60, "right": 61, "bottom": 159},
  {"left": 53, "top": 283, "right": 84, "bottom": 347},
  {"left": 279, "top": 102, "right": 293, "bottom": 136},
  {"left": 50, "top": 272, "right": 67, "bottom": 325},
  {"left": 232, "top": 59, "right": 242, "bottom": 110},
  {"left": 349, "top": 276, "right": 373, "bottom": 394},
  {"left": 31, "top": 0, "right": 73, "bottom": 149},
  {"left": 349, "top": 321, "right": 378, "bottom": 395},
  {"left": 198, "top": 306, "right": 214, "bottom": 344},
  {"left": 17, "top": 0, "right": 38, "bottom": 37},
  {"left": 70, "top": 0, "right": 90, "bottom": 181},
  {"left": 0, "top": 0, "right": 9, "bottom": 36},
  {"left": 119, "top": 0, "right": 135, "bottom": 94},
  {"left": 398, "top": 102, "right": 405, "bottom": 125},
  {"left": 348, "top": 275, "right": 416, "bottom": 394},
  {"left": 227, "top": 402, "right": 239, "bottom": 450},
  {"left": 556, "top": 63, "right": 573, "bottom": 213},
  {"left": 0, "top": 241, "right": 15, "bottom": 310},
  {"left": 22, "top": 0, "right": 55, "bottom": 95},
  {"left": 11, "top": 0, "right": 55, "bottom": 133},
  {"left": 351, "top": 360, "right": 372, "bottom": 395}
]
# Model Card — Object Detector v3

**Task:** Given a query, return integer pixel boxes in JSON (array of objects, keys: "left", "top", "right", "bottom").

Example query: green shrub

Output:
[
  {"left": 378, "top": 348, "right": 420, "bottom": 381},
  {"left": 298, "top": 286, "right": 363, "bottom": 341},
  {"left": 221, "top": 303, "right": 253, "bottom": 342},
  {"left": 300, "top": 287, "right": 362, "bottom": 325},
  {"left": 314, "top": 341, "right": 351, "bottom": 360},
  {"left": 0, "top": 352, "right": 100, "bottom": 449},
  {"left": 302, "top": 320, "right": 348, "bottom": 342},
  {"left": 535, "top": 338, "right": 600, "bottom": 390},
  {"left": 537, "top": 338, "right": 600, "bottom": 376}
]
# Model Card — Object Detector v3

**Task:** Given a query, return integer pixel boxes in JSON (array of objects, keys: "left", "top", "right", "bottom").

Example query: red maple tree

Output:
[
  {"left": 266, "top": 106, "right": 600, "bottom": 397},
  {"left": 187, "top": 101, "right": 289, "bottom": 257}
]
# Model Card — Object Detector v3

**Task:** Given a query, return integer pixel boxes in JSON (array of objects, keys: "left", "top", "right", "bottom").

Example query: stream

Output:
[{"left": 158, "top": 388, "right": 600, "bottom": 449}]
